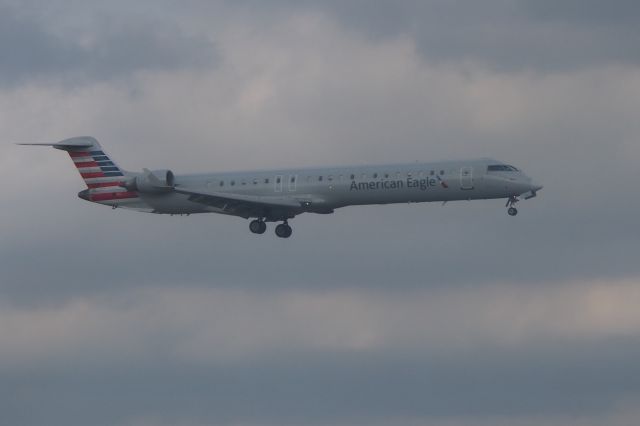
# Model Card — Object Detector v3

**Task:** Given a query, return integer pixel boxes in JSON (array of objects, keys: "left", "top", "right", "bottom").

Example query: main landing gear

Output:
[
  {"left": 249, "top": 219, "right": 267, "bottom": 234},
  {"left": 249, "top": 219, "right": 293, "bottom": 238},
  {"left": 275, "top": 221, "right": 293, "bottom": 238},
  {"left": 506, "top": 196, "right": 519, "bottom": 216}
]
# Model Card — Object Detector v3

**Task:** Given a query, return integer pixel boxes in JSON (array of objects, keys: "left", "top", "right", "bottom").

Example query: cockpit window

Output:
[{"left": 488, "top": 165, "right": 519, "bottom": 172}]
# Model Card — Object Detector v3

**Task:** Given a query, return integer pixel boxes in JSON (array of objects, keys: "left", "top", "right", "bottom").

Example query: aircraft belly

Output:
[{"left": 140, "top": 193, "right": 209, "bottom": 214}]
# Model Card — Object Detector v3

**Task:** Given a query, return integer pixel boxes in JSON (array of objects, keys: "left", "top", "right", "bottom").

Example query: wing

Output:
[{"left": 174, "top": 187, "right": 304, "bottom": 220}]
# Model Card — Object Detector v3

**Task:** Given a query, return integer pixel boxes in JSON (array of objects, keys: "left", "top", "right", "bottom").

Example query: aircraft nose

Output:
[{"left": 530, "top": 181, "right": 543, "bottom": 192}]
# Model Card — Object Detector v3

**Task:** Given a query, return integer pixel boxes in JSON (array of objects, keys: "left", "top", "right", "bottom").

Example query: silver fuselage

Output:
[{"left": 111, "top": 158, "right": 541, "bottom": 220}]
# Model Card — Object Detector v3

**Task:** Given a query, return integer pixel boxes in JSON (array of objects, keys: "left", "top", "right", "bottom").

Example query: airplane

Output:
[{"left": 20, "top": 136, "right": 542, "bottom": 238}]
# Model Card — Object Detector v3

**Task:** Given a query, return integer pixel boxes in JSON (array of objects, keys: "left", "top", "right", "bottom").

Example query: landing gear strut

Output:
[
  {"left": 275, "top": 221, "right": 293, "bottom": 238},
  {"left": 506, "top": 196, "right": 519, "bottom": 216},
  {"left": 249, "top": 219, "right": 267, "bottom": 234}
]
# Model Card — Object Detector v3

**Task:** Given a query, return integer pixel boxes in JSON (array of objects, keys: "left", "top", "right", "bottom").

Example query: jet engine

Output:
[{"left": 124, "top": 169, "right": 175, "bottom": 194}]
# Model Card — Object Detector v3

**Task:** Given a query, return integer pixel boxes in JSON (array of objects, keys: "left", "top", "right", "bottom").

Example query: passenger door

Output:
[{"left": 460, "top": 166, "right": 474, "bottom": 190}]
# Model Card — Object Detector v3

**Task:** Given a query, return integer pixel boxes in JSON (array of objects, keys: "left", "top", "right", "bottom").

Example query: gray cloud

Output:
[
  {"left": 522, "top": 0, "right": 640, "bottom": 25},
  {"left": 235, "top": 0, "right": 640, "bottom": 71},
  {"left": 0, "top": 5, "right": 217, "bottom": 87},
  {"left": 2, "top": 284, "right": 640, "bottom": 425},
  {"left": 3, "top": 338, "right": 640, "bottom": 425}
]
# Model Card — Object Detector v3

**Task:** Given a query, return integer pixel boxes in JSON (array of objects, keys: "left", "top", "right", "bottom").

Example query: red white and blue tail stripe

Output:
[
  {"left": 19, "top": 136, "right": 139, "bottom": 203},
  {"left": 68, "top": 149, "right": 138, "bottom": 202}
]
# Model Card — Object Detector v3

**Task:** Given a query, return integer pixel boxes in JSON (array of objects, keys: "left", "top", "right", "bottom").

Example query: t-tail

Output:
[{"left": 18, "top": 136, "right": 140, "bottom": 206}]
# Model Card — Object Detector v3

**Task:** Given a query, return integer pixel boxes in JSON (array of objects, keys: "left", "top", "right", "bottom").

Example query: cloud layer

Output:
[{"left": 1, "top": 1, "right": 639, "bottom": 425}]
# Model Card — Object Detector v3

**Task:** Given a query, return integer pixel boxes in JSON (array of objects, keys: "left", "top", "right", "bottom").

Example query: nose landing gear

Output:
[{"left": 506, "top": 196, "right": 519, "bottom": 216}]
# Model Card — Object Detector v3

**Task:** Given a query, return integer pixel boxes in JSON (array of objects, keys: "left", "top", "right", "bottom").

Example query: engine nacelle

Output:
[{"left": 125, "top": 169, "right": 175, "bottom": 194}]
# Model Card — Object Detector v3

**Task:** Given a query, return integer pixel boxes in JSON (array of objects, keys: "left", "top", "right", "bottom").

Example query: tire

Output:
[
  {"left": 250, "top": 220, "right": 266, "bottom": 234},
  {"left": 275, "top": 223, "right": 292, "bottom": 238}
]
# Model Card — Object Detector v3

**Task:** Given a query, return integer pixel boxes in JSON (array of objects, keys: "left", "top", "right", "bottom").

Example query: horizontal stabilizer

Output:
[{"left": 17, "top": 136, "right": 98, "bottom": 150}]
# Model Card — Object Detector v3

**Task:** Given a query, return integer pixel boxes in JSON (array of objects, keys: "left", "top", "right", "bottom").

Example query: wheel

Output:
[
  {"left": 508, "top": 207, "right": 518, "bottom": 216},
  {"left": 249, "top": 220, "right": 266, "bottom": 234},
  {"left": 275, "top": 223, "right": 292, "bottom": 238}
]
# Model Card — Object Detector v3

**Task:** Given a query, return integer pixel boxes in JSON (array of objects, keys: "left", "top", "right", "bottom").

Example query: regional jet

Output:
[{"left": 20, "top": 137, "right": 542, "bottom": 238}]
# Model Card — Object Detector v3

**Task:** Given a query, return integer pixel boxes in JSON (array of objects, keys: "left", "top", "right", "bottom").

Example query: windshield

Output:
[{"left": 487, "top": 165, "right": 519, "bottom": 172}]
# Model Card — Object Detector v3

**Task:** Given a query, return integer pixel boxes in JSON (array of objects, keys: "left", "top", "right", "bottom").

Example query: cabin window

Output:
[
  {"left": 219, "top": 181, "right": 224, "bottom": 187},
  {"left": 241, "top": 180, "right": 246, "bottom": 185},
  {"left": 276, "top": 177, "right": 281, "bottom": 184},
  {"left": 253, "top": 178, "right": 258, "bottom": 185},
  {"left": 264, "top": 178, "right": 269, "bottom": 184},
  {"left": 430, "top": 170, "right": 435, "bottom": 176},
  {"left": 373, "top": 173, "right": 378, "bottom": 179},
  {"left": 328, "top": 175, "right": 333, "bottom": 181},
  {"left": 350, "top": 174, "right": 355, "bottom": 180},
  {"left": 407, "top": 172, "right": 412, "bottom": 178},
  {"left": 319, "top": 176, "right": 323, "bottom": 181},
  {"left": 439, "top": 170, "right": 445, "bottom": 175},
  {"left": 230, "top": 180, "right": 235, "bottom": 186},
  {"left": 384, "top": 173, "right": 389, "bottom": 179},
  {"left": 290, "top": 176, "right": 295, "bottom": 183}
]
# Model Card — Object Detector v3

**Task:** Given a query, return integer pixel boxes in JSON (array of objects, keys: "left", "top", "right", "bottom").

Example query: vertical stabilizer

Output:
[{"left": 18, "top": 136, "right": 139, "bottom": 203}]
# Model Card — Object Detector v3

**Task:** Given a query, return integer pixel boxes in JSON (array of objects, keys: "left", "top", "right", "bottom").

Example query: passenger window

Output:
[
  {"left": 230, "top": 180, "right": 235, "bottom": 186},
  {"left": 264, "top": 178, "right": 269, "bottom": 184},
  {"left": 407, "top": 172, "right": 412, "bottom": 178},
  {"left": 430, "top": 170, "right": 435, "bottom": 176},
  {"left": 439, "top": 170, "right": 444, "bottom": 175},
  {"left": 373, "top": 173, "right": 378, "bottom": 179},
  {"left": 319, "top": 176, "right": 323, "bottom": 181},
  {"left": 276, "top": 177, "right": 281, "bottom": 184},
  {"left": 290, "top": 176, "right": 295, "bottom": 183},
  {"left": 350, "top": 174, "right": 355, "bottom": 180},
  {"left": 253, "top": 178, "right": 258, "bottom": 185},
  {"left": 220, "top": 181, "right": 224, "bottom": 187},
  {"left": 384, "top": 173, "right": 389, "bottom": 179},
  {"left": 328, "top": 175, "right": 333, "bottom": 181}
]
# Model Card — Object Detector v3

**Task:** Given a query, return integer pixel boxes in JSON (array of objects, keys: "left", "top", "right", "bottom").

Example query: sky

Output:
[{"left": 1, "top": 1, "right": 640, "bottom": 425}]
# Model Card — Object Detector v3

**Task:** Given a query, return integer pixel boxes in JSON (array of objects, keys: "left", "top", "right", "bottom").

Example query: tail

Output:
[{"left": 18, "top": 136, "right": 139, "bottom": 203}]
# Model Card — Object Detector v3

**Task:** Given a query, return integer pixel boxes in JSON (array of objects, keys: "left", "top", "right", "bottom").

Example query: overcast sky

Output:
[{"left": 2, "top": 1, "right": 640, "bottom": 425}]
